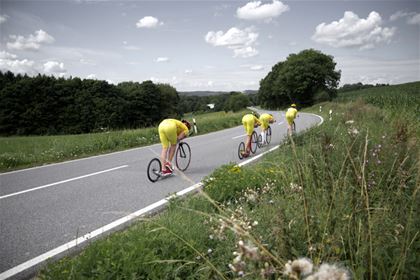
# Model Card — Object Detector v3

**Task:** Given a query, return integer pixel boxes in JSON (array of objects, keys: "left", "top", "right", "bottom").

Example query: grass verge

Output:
[
  {"left": 38, "top": 90, "right": 419, "bottom": 279},
  {"left": 0, "top": 110, "right": 246, "bottom": 172}
]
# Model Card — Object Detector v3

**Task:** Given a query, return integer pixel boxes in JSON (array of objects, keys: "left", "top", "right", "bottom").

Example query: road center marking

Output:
[{"left": 0, "top": 165, "right": 128, "bottom": 200}]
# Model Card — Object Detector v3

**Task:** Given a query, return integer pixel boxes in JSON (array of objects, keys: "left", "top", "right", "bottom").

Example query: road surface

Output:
[{"left": 0, "top": 110, "right": 322, "bottom": 279}]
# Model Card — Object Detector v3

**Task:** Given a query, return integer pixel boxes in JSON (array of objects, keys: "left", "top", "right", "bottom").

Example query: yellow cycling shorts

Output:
[
  {"left": 285, "top": 114, "right": 295, "bottom": 125},
  {"left": 158, "top": 120, "right": 177, "bottom": 148},
  {"left": 242, "top": 114, "right": 255, "bottom": 136},
  {"left": 259, "top": 114, "right": 272, "bottom": 130}
]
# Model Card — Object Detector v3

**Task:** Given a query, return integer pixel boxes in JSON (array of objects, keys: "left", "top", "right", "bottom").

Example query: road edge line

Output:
[{"left": 1, "top": 112, "right": 324, "bottom": 279}]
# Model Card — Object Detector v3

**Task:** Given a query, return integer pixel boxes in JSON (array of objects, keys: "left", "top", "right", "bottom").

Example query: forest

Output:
[{"left": 0, "top": 71, "right": 254, "bottom": 136}]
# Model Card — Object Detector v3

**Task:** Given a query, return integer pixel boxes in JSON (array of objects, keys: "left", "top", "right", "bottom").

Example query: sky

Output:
[{"left": 0, "top": 0, "right": 419, "bottom": 92}]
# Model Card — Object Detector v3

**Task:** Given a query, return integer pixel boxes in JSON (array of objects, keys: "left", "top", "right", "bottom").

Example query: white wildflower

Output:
[
  {"left": 291, "top": 257, "right": 313, "bottom": 276},
  {"left": 308, "top": 263, "right": 350, "bottom": 280}
]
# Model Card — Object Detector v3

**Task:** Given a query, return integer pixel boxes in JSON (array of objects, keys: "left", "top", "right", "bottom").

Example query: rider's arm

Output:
[
  {"left": 177, "top": 122, "right": 189, "bottom": 140},
  {"left": 177, "top": 131, "right": 187, "bottom": 141}
]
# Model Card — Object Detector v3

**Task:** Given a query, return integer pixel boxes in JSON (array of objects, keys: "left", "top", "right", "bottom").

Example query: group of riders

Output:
[{"left": 157, "top": 104, "right": 298, "bottom": 176}]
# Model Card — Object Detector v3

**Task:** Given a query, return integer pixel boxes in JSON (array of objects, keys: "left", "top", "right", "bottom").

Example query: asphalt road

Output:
[{"left": 0, "top": 110, "right": 322, "bottom": 279}]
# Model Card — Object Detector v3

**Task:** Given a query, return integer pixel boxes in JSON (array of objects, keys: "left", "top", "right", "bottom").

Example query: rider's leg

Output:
[
  {"left": 168, "top": 144, "right": 177, "bottom": 163},
  {"left": 160, "top": 147, "right": 169, "bottom": 172},
  {"left": 261, "top": 130, "right": 266, "bottom": 144},
  {"left": 245, "top": 135, "right": 252, "bottom": 153}
]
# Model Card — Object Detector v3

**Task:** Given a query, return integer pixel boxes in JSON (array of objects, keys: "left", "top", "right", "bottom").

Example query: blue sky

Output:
[{"left": 0, "top": 0, "right": 419, "bottom": 91}]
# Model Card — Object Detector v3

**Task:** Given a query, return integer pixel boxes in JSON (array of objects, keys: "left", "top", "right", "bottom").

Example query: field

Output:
[
  {"left": 0, "top": 110, "right": 246, "bottom": 172},
  {"left": 38, "top": 82, "right": 419, "bottom": 279}
]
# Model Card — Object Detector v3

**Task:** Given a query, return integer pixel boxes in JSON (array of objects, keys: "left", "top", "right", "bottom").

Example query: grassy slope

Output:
[
  {"left": 0, "top": 110, "right": 247, "bottom": 172},
  {"left": 39, "top": 82, "right": 419, "bottom": 279}
]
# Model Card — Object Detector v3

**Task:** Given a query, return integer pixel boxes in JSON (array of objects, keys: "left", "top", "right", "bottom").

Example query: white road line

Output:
[
  {"left": 232, "top": 134, "right": 247, "bottom": 139},
  {"left": 0, "top": 113, "right": 324, "bottom": 279},
  {"left": 277, "top": 121, "right": 284, "bottom": 125},
  {"left": 0, "top": 165, "right": 128, "bottom": 200},
  {"left": 0, "top": 182, "right": 203, "bottom": 280}
]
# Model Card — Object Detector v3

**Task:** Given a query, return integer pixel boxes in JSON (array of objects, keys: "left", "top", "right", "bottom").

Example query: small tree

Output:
[{"left": 258, "top": 49, "right": 341, "bottom": 107}]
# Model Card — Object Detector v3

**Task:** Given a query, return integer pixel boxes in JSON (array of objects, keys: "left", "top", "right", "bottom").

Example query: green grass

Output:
[
  {"left": 0, "top": 110, "right": 246, "bottom": 172},
  {"left": 38, "top": 83, "right": 419, "bottom": 279}
]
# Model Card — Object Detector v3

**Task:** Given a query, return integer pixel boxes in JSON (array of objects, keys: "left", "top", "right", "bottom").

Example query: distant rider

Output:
[
  {"left": 259, "top": 113, "right": 275, "bottom": 145},
  {"left": 285, "top": 104, "right": 298, "bottom": 136}
]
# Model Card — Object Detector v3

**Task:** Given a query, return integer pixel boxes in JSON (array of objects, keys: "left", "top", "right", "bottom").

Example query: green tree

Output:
[
  {"left": 224, "top": 92, "right": 250, "bottom": 112},
  {"left": 157, "top": 83, "right": 180, "bottom": 119},
  {"left": 258, "top": 49, "right": 341, "bottom": 108}
]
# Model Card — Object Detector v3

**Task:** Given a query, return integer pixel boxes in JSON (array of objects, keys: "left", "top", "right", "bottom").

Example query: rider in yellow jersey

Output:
[
  {"left": 158, "top": 119, "right": 191, "bottom": 176},
  {"left": 241, "top": 112, "right": 261, "bottom": 157},
  {"left": 259, "top": 113, "right": 275, "bottom": 144},
  {"left": 285, "top": 104, "right": 298, "bottom": 136}
]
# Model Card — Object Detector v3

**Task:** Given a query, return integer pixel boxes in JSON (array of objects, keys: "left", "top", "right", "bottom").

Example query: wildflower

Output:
[
  {"left": 291, "top": 258, "right": 313, "bottom": 276},
  {"left": 283, "top": 260, "right": 293, "bottom": 276},
  {"left": 209, "top": 234, "right": 214, "bottom": 240},
  {"left": 252, "top": 221, "right": 258, "bottom": 226},
  {"left": 228, "top": 263, "right": 237, "bottom": 272},
  {"left": 207, "top": 248, "right": 213, "bottom": 254},
  {"left": 239, "top": 241, "right": 260, "bottom": 260},
  {"left": 348, "top": 127, "right": 359, "bottom": 136},
  {"left": 306, "top": 263, "right": 350, "bottom": 280}
]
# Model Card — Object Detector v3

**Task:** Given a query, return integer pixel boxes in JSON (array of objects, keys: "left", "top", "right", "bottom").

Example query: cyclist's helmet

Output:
[
  {"left": 291, "top": 104, "right": 297, "bottom": 108},
  {"left": 181, "top": 119, "right": 191, "bottom": 130}
]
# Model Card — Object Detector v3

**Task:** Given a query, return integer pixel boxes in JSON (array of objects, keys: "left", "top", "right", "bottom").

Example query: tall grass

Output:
[
  {"left": 335, "top": 81, "right": 420, "bottom": 117},
  {"left": 39, "top": 86, "right": 419, "bottom": 279},
  {"left": 0, "top": 110, "right": 246, "bottom": 171}
]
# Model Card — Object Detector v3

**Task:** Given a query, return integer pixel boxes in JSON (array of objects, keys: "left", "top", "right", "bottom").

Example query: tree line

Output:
[
  {"left": 0, "top": 71, "right": 253, "bottom": 136},
  {"left": 0, "top": 72, "right": 181, "bottom": 135}
]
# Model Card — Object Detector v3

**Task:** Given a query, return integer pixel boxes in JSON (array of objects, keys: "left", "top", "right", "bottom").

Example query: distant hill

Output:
[{"left": 179, "top": 90, "right": 258, "bottom": 96}]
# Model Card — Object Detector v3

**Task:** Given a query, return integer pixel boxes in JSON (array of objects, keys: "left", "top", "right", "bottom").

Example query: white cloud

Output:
[
  {"left": 312, "top": 11, "right": 395, "bottom": 50},
  {"left": 0, "top": 14, "right": 8, "bottom": 24},
  {"left": 0, "top": 51, "right": 17, "bottom": 60},
  {"left": 184, "top": 69, "right": 192, "bottom": 74},
  {"left": 205, "top": 27, "right": 259, "bottom": 58},
  {"left": 136, "top": 16, "right": 163, "bottom": 28},
  {"left": 250, "top": 65, "right": 264, "bottom": 70},
  {"left": 79, "top": 58, "right": 96, "bottom": 66},
  {"left": 122, "top": 41, "right": 141, "bottom": 51},
  {"left": 43, "top": 61, "right": 66, "bottom": 77},
  {"left": 390, "top": 10, "right": 411, "bottom": 21},
  {"left": 407, "top": 13, "right": 420, "bottom": 25},
  {"left": 7, "top": 29, "right": 55, "bottom": 51},
  {"left": 156, "top": 57, "right": 169, "bottom": 62},
  {"left": 233, "top": 46, "right": 258, "bottom": 58},
  {"left": 86, "top": 74, "right": 97, "bottom": 79},
  {"left": 0, "top": 52, "right": 36, "bottom": 75},
  {"left": 390, "top": 11, "right": 420, "bottom": 25},
  {"left": 236, "top": 0, "right": 289, "bottom": 21}
]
